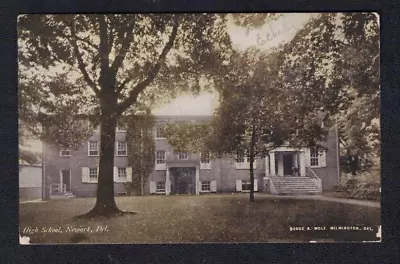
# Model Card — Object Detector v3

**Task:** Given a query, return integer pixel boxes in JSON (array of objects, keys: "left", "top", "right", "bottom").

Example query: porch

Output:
[
  {"left": 264, "top": 147, "right": 306, "bottom": 177},
  {"left": 50, "top": 183, "right": 75, "bottom": 199},
  {"left": 264, "top": 147, "right": 322, "bottom": 195},
  {"left": 151, "top": 160, "right": 206, "bottom": 196}
]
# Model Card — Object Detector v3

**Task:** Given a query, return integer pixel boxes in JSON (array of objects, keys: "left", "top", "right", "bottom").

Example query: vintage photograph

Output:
[{"left": 18, "top": 13, "right": 380, "bottom": 244}]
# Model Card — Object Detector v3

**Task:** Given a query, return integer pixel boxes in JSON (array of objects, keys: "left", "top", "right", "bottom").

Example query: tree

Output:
[
  {"left": 125, "top": 111, "right": 155, "bottom": 196},
  {"left": 277, "top": 13, "right": 380, "bottom": 174},
  {"left": 210, "top": 48, "right": 330, "bottom": 202},
  {"left": 18, "top": 71, "right": 95, "bottom": 166},
  {"left": 18, "top": 14, "right": 233, "bottom": 217},
  {"left": 163, "top": 121, "right": 213, "bottom": 154},
  {"left": 163, "top": 48, "right": 330, "bottom": 202}
]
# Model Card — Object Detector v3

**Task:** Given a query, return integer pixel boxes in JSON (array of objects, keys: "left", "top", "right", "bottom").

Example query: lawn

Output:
[{"left": 19, "top": 194, "right": 381, "bottom": 244}]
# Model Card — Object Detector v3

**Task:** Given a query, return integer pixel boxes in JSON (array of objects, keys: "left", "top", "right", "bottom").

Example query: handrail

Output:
[
  {"left": 269, "top": 174, "right": 282, "bottom": 184},
  {"left": 50, "top": 183, "right": 67, "bottom": 194},
  {"left": 306, "top": 167, "right": 320, "bottom": 180}
]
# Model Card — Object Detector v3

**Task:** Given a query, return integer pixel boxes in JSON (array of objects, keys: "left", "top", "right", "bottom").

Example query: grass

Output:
[
  {"left": 19, "top": 194, "right": 381, "bottom": 244},
  {"left": 323, "top": 191, "right": 381, "bottom": 201}
]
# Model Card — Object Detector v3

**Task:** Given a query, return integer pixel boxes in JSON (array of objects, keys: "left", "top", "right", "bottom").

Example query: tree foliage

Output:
[
  {"left": 277, "top": 12, "right": 380, "bottom": 172},
  {"left": 19, "top": 70, "right": 95, "bottom": 165},
  {"left": 163, "top": 121, "right": 213, "bottom": 154},
  {"left": 209, "top": 48, "right": 330, "bottom": 202}
]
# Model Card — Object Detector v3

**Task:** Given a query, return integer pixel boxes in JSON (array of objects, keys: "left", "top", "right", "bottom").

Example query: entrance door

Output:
[
  {"left": 61, "top": 170, "right": 71, "bottom": 192},
  {"left": 173, "top": 168, "right": 195, "bottom": 194},
  {"left": 283, "top": 154, "right": 293, "bottom": 176}
]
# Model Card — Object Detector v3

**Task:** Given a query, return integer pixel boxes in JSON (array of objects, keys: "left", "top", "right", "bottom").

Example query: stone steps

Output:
[
  {"left": 273, "top": 177, "right": 322, "bottom": 194},
  {"left": 50, "top": 192, "right": 76, "bottom": 199}
]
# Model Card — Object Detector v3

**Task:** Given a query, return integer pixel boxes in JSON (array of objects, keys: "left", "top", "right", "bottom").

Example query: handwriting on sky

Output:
[{"left": 257, "top": 17, "right": 298, "bottom": 46}]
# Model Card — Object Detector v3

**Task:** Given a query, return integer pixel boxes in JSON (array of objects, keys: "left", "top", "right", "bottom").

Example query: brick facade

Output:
[{"left": 43, "top": 115, "right": 340, "bottom": 197}]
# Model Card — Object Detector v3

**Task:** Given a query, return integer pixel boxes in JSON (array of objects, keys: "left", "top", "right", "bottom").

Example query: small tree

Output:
[
  {"left": 210, "top": 48, "right": 329, "bottom": 202},
  {"left": 125, "top": 111, "right": 155, "bottom": 195}
]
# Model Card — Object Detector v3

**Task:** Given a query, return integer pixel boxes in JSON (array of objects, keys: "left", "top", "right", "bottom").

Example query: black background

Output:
[{"left": 1, "top": 0, "right": 399, "bottom": 263}]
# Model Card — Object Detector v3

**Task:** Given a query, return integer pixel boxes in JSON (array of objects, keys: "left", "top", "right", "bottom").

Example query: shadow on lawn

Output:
[{"left": 73, "top": 210, "right": 136, "bottom": 220}]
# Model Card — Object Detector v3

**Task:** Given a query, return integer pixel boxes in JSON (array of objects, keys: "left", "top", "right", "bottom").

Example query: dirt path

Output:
[{"left": 267, "top": 194, "right": 381, "bottom": 208}]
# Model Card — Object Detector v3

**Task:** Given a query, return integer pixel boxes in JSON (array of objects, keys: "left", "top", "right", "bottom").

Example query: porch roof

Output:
[
  {"left": 167, "top": 160, "right": 199, "bottom": 168},
  {"left": 270, "top": 146, "right": 304, "bottom": 152}
]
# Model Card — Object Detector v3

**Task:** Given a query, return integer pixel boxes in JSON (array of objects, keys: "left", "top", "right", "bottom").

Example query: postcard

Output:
[{"left": 18, "top": 12, "right": 380, "bottom": 244}]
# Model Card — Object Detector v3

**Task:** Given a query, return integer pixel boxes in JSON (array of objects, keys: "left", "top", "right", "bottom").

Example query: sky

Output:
[{"left": 152, "top": 13, "right": 313, "bottom": 116}]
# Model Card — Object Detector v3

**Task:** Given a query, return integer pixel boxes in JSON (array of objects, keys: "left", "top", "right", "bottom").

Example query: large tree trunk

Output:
[
  {"left": 84, "top": 96, "right": 124, "bottom": 217},
  {"left": 249, "top": 125, "right": 256, "bottom": 203},
  {"left": 90, "top": 112, "right": 120, "bottom": 215}
]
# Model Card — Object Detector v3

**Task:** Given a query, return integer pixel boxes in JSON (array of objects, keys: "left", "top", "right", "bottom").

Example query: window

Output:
[
  {"left": 200, "top": 152, "right": 211, "bottom": 170},
  {"left": 242, "top": 180, "right": 251, "bottom": 191},
  {"left": 237, "top": 153, "right": 245, "bottom": 163},
  {"left": 236, "top": 152, "right": 255, "bottom": 170},
  {"left": 201, "top": 181, "right": 211, "bottom": 191},
  {"left": 156, "top": 151, "right": 166, "bottom": 164},
  {"left": 88, "top": 141, "right": 99, "bottom": 156},
  {"left": 156, "top": 182, "right": 165, "bottom": 193},
  {"left": 177, "top": 151, "right": 188, "bottom": 160},
  {"left": 89, "top": 168, "right": 98, "bottom": 179},
  {"left": 118, "top": 168, "right": 127, "bottom": 178},
  {"left": 310, "top": 148, "right": 319, "bottom": 167},
  {"left": 201, "top": 153, "right": 210, "bottom": 164},
  {"left": 60, "top": 149, "right": 71, "bottom": 156},
  {"left": 116, "top": 141, "right": 127, "bottom": 156},
  {"left": 117, "top": 121, "right": 127, "bottom": 132},
  {"left": 156, "top": 126, "right": 165, "bottom": 139}
]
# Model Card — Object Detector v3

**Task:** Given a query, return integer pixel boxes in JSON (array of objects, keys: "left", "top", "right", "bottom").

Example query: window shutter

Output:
[
  {"left": 127, "top": 167, "right": 132, "bottom": 182},
  {"left": 305, "top": 148, "right": 311, "bottom": 167},
  {"left": 319, "top": 151, "right": 327, "bottom": 167},
  {"left": 236, "top": 180, "right": 242, "bottom": 192},
  {"left": 113, "top": 167, "right": 118, "bottom": 182},
  {"left": 81, "top": 167, "right": 89, "bottom": 183},
  {"left": 254, "top": 179, "right": 258, "bottom": 191},
  {"left": 211, "top": 180, "right": 217, "bottom": 192},
  {"left": 94, "top": 167, "right": 99, "bottom": 183},
  {"left": 149, "top": 181, "right": 156, "bottom": 194}
]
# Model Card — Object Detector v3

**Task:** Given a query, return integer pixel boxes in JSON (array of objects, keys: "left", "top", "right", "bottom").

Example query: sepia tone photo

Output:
[{"left": 18, "top": 13, "right": 380, "bottom": 244}]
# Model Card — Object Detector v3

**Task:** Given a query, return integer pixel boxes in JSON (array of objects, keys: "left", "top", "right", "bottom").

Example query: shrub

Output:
[{"left": 334, "top": 170, "right": 380, "bottom": 201}]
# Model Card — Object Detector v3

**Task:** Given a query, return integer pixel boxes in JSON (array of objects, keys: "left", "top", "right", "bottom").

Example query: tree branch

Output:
[
  {"left": 98, "top": 15, "right": 110, "bottom": 86},
  {"left": 116, "top": 19, "right": 179, "bottom": 115},
  {"left": 108, "top": 19, "right": 115, "bottom": 54},
  {"left": 110, "top": 22, "right": 135, "bottom": 75},
  {"left": 76, "top": 35, "right": 98, "bottom": 51},
  {"left": 116, "top": 78, "right": 130, "bottom": 94},
  {"left": 66, "top": 21, "right": 100, "bottom": 97}
]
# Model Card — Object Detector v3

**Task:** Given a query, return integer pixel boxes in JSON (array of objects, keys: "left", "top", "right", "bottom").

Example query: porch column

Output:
[
  {"left": 265, "top": 154, "right": 270, "bottom": 178},
  {"left": 299, "top": 151, "right": 306, "bottom": 176},
  {"left": 195, "top": 166, "right": 200, "bottom": 195},
  {"left": 269, "top": 152, "right": 275, "bottom": 176},
  {"left": 293, "top": 153, "right": 298, "bottom": 167},
  {"left": 165, "top": 165, "right": 171, "bottom": 196},
  {"left": 277, "top": 153, "right": 284, "bottom": 176}
]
